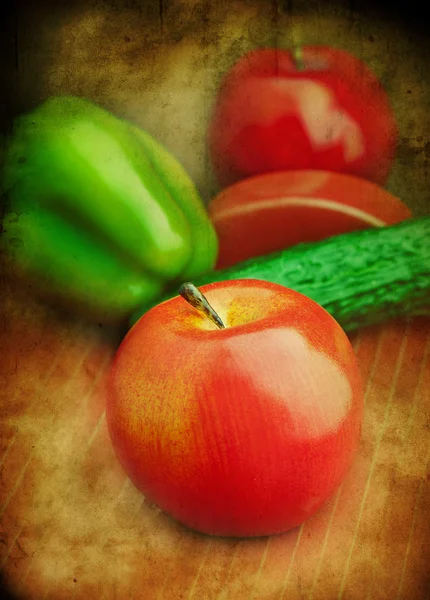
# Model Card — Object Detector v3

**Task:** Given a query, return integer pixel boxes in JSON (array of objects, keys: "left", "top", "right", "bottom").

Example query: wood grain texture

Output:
[{"left": 0, "top": 282, "right": 429, "bottom": 600}]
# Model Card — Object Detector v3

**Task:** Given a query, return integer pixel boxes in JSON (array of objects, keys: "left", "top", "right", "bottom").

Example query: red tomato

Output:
[
  {"left": 107, "top": 279, "right": 363, "bottom": 537},
  {"left": 209, "top": 47, "right": 397, "bottom": 187},
  {"left": 208, "top": 170, "right": 412, "bottom": 269}
]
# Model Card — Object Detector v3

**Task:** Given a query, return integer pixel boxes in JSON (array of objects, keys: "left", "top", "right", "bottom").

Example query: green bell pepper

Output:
[{"left": 1, "top": 96, "right": 218, "bottom": 322}]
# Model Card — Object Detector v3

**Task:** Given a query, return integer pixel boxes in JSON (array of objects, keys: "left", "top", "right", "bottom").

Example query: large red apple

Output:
[
  {"left": 209, "top": 46, "right": 397, "bottom": 187},
  {"left": 107, "top": 279, "right": 363, "bottom": 537}
]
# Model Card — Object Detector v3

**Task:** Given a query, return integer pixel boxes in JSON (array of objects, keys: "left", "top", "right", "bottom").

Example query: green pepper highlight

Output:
[{"left": 1, "top": 96, "right": 218, "bottom": 322}]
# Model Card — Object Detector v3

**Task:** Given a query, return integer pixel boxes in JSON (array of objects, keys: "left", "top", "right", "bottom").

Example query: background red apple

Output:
[
  {"left": 107, "top": 279, "right": 363, "bottom": 537},
  {"left": 209, "top": 46, "right": 397, "bottom": 187},
  {"left": 209, "top": 170, "right": 412, "bottom": 269}
]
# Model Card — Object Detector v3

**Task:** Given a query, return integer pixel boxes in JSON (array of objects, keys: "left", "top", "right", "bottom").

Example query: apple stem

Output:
[
  {"left": 291, "top": 46, "right": 306, "bottom": 71},
  {"left": 178, "top": 282, "right": 226, "bottom": 329}
]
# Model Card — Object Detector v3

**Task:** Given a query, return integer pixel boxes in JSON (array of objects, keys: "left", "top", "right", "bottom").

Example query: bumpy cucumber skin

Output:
[{"left": 130, "top": 217, "right": 430, "bottom": 332}]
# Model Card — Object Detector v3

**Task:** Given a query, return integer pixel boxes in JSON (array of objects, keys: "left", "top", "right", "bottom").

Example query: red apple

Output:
[
  {"left": 107, "top": 279, "right": 363, "bottom": 537},
  {"left": 209, "top": 170, "right": 412, "bottom": 269},
  {"left": 209, "top": 47, "right": 397, "bottom": 187}
]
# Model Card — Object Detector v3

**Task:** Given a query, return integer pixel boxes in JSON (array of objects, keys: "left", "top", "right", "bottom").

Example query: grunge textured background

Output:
[
  {"left": 2, "top": 0, "right": 430, "bottom": 213},
  {"left": 1, "top": 0, "right": 429, "bottom": 598}
]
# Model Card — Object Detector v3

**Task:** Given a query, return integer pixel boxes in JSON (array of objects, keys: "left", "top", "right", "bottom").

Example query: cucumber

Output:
[{"left": 130, "top": 216, "right": 430, "bottom": 332}]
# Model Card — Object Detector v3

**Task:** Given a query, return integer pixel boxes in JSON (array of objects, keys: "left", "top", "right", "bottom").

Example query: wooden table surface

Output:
[
  {"left": 0, "top": 282, "right": 429, "bottom": 600},
  {"left": 1, "top": 1, "right": 429, "bottom": 598}
]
